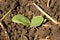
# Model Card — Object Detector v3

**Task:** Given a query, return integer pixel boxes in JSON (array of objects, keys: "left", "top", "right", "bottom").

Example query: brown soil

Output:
[{"left": 0, "top": 0, "right": 60, "bottom": 40}]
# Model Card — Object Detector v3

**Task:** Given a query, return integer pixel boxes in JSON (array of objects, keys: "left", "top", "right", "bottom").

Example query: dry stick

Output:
[
  {"left": 0, "top": 10, "right": 11, "bottom": 21},
  {"left": 46, "top": 36, "right": 50, "bottom": 40},
  {"left": 50, "top": 0, "right": 55, "bottom": 7},
  {"left": 0, "top": 1, "right": 17, "bottom": 40},
  {"left": 0, "top": 0, "right": 17, "bottom": 21},
  {"left": 0, "top": 1, "right": 16, "bottom": 40},
  {"left": 47, "top": 0, "right": 50, "bottom": 7},
  {"left": 33, "top": 3, "right": 60, "bottom": 25},
  {"left": 0, "top": 22, "right": 10, "bottom": 40},
  {"left": 34, "top": 34, "right": 38, "bottom": 40},
  {"left": 0, "top": 10, "right": 11, "bottom": 40},
  {"left": 37, "top": 0, "right": 39, "bottom": 2},
  {"left": 0, "top": 0, "right": 1, "bottom": 1}
]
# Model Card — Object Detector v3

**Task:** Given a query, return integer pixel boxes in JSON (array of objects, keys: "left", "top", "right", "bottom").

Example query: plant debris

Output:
[{"left": 33, "top": 3, "right": 60, "bottom": 26}]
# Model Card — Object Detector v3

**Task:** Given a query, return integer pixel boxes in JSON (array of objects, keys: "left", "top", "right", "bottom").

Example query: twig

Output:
[
  {"left": 0, "top": 10, "right": 11, "bottom": 21},
  {"left": 39, "top": 36, "right": 50, "bottom": 40},
  {"left": 37, "top": 0, "right": 40, "bottom": 3},
  {"left": 0, "top": 1, "right": 16, "bottom": 40},
  {"left": 46, "top": 36, "right": 50, "bottom": 40},
  {"left": 0, "top": 10, "right": 11, "bottom": 40},
  {"left": 33, "top": 3, "right": 60, "bottom": 25},
  {"left": 0, "top": 22, "right": 10, "bottom": 40},
  {"left": 0, "top": 0, "right": 17, "bottom": 21},
  {"left": 50, "top": 0, "right": 55, "bottom": 7},
  {"left": 47, "top": 0, "right": 50, "bottom": 7},
  {"left": 34, "top": 34, "right": 38, "bottom": 40}
]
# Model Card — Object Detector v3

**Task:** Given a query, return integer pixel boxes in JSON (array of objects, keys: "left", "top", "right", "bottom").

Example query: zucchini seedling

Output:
[{"left": 12, "top": 14, "right": 44, "bottom": 28}]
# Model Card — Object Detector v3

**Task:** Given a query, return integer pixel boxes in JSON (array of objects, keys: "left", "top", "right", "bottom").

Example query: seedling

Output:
[
  {"left": 12, "top": 14, "right": 44, "bottom": 28},
  {"left": 12, "top": 15, "right": 30, "bottom": 27},
  {"left": 30, "top": 16, "right": 44, "bottom": 28}
]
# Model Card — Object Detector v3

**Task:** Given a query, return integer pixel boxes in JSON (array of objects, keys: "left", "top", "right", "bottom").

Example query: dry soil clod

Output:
[{"left": 33, "top": 3, "right": 60, "bottom": 26}]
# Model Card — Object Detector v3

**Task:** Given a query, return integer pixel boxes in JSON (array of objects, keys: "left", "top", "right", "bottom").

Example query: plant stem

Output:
[
  {"left": 33, "top": 3, "right": 60, "bottom": 25},
  {"left": 0, "top": 22, "right": 10, "bottom": 40}
]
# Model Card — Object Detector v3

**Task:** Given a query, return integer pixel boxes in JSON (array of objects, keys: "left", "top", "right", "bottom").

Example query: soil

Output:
[{"left": 0, "top": 0, "right": 60, "bottom": 40}]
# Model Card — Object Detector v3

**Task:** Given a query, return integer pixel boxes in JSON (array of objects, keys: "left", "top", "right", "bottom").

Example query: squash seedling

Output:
[{"left": 12, "top": 14, "right": 44, "bottom": 28}]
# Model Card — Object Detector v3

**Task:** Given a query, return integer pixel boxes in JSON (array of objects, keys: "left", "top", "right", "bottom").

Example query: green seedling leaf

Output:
[
  {"left": 30, "top": 16, "right": 44, "bottom": 28},
  {"left": 12, "top": 15, "right": 30, "bottom": 27}
]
